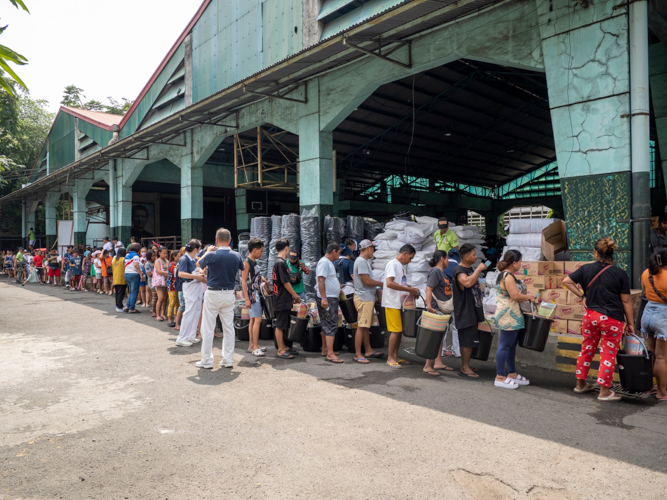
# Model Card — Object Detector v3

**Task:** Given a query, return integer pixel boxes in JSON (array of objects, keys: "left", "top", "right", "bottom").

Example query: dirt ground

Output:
[{"left": 1, "top": 281, "right": 667, "bottom": 499}]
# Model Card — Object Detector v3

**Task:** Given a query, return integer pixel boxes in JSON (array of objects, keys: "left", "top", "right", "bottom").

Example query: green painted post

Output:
[
  {"left": 298, "top": 113, "right": 334, "bottom": 220},
  {"left": 180, "top": 153, "right": 204, "bottom": 242}
]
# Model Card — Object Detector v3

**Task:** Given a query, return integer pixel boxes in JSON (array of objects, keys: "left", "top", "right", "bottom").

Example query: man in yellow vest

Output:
[{"left": 433, "top": 217, "right": 459, "bottom": 253}]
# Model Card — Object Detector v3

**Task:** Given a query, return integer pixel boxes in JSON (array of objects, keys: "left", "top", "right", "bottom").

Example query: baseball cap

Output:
[{"left": 358, "top": 239, "right": 375, "bottom": 250}]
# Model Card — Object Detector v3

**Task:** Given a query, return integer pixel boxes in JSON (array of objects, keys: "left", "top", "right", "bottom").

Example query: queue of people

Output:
[{"left": 4, "top": 228, "right": 666, "bottom": 403}]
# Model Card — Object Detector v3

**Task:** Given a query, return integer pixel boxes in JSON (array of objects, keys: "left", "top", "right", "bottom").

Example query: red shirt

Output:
[{"left": 33, "top": 255, "right": 43, "bottom": 267}]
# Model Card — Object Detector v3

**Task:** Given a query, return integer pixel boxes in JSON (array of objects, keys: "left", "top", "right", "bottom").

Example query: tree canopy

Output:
[
  {"left": 0, "top": 0, "right": 29, "bottom": 96},
  {"left": 60, "top": 85, "right": 133, "bottom": 115}
]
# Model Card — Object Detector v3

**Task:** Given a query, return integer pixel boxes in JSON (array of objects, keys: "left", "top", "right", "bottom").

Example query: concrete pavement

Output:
[{"left": 1, "top": 280, "right": 666, "bottom": 499}]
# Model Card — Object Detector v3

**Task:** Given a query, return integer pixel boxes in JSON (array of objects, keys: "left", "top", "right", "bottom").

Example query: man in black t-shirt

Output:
[
  {"left": 272, "top": 238, "right": 301, "bottom": 359},
  {"left": 453, "top": 244, "right": 487, "bottom": 378}
]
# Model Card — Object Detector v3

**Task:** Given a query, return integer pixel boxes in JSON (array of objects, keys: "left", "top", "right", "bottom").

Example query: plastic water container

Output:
[
  {"left": 334, "top": 327, "right": 345, "bottom": 351},
  {"left": 471, "top": 330, "right": 494, "bottom": 361},
  {"left": 345, "top": 326, "right": 356, "bottom": 352},
  {"left": 339, "top": 297, "right": 358, "bottom": 324},
  {"left": 301, "top": 326, "right": 322, "bottom": 352},
  {"left": 401, "top": 308, "right": 424, "bottom": 338},
  {"left": 260, "top": 294, "right": 276, "bottom": 320},
  {"left": 617, "top": 350, "right": 654, "bottom": 392},
  {"left": 415, "top": 326, "right": 445, "bottom": 359},
  {"left": 234, "top": 317, "right": 250, "bottom": 341},
  {"left": 259, "top": 318, "right": 274, "bottom": 340},
  {"left": 519, "top": 314, "right": 553, "bottom": 352},
  {"left": 286, "top": 315, "right": 308, "bottom": 343},
  {"left": 369, "top": 326, "right": 385, "bottom": 349}
]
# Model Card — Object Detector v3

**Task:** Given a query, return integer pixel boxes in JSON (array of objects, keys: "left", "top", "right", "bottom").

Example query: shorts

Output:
[
  {"left": 47, "top": 267, "right": 60, "bottom": 277},
  {"left": 95, "top": 271, "right": 102, "bottom": 280},
  {"left": 457, "top": 325, "right": 480, "bottom": 348},
  {"left": 250, "top": 301, "right": 263, "bottom": 318},
  {"left": 641, "top": 301, "right": 667, "bottom": 340},
  {"left": 317, "top": 297, "right": 339, "bottom": 337},
  {"left": 386, "top": 307, "right": 403, "bottom": 333},
  {"left": 178, "top": 291, "right": 185, "bottom": 312},
  {"left": 353, "top": 295, "right": 375, "bottom": 328},
  {"left": 275, "top": 309, "right": 291, "bottom": 331},
  {"left": 139, "top": 280, "right": 146, "bottom": 287}
]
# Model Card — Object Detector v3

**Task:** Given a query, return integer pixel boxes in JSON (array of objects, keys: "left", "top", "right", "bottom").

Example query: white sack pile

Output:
[
  {"left": 450, "top": 225, "right": 486, "bottom": 265},
  {"left": 502, "top": 218, "right": 554, "bottom": 261}
]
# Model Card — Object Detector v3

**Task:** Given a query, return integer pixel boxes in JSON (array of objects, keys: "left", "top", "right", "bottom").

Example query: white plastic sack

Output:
[
  {"left": 483, "top": 290, "right": 497, "bottom": 314},
  {"left": 461, "top": 225, "right": 483, "bottom": 233},
  {"left": 415, "top": 216, "right": 439, "bottom": 225},
  {"left": 385, "top": 221, "right": 410, "bottom": 231},
  {"left": 422, "top": 242, "right": 437, "bottom": 252},
  {"left": 407, "top": 272, "right": 428, "bottom": 286},
  {"left": 508, "top": 218, "right": 555, "bottom": 234},
  {"left": 506, "top": 233, "right": 542, "bottom": 248},
  {"left": 408, "top": 260, "right": 431, "bottom": 273},
  {"left": 373, "top": 270, "right": 385, "bottom": 282},
  {"left": 374, "top": 250, "right": 398, "bottom": 260},
  {"left": 375, "top": 230, "right": 399, "bottom": 241}
]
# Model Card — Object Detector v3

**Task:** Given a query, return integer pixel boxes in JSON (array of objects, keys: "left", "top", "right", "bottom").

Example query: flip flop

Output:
[
  {"left": 656, "top": 395, "right": 667, "bottom": 401},
  {"left": 574, "top": 383, "right": 596, "bottom": 394},
  {"left": 386, "top": 362, "right": 401, "bottom": 368},
  {"left": 320, "top": 352, "right": 340, "bottom": 357},
  {"left": 459, "top": 371, "right": 479, "bottom": 379},
  {"left": 276, "top": 352, "right": 294, "bottom": 359},
  {"left": 354, "top": 357, "right": 369, "bottom": 364},
  {"left": 598, "top": 392, "right": 622, "bottom": 402},
  {"left": 423, "top": 370, "right": 440, "bottom": 376},
  {"left": 326, "top": 358, "right": 344, "bottom": 364},
  {"left": 366, "top": 351, "right": 385, "bottom": 359},
  {"left": 434, "top": 366, "right": 454, "bottom": 371},
  {"left": 397, "top": 359, "right": 411, "bottom": 365}
]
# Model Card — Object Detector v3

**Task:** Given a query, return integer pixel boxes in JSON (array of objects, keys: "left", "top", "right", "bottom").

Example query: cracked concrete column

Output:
[
  {"left": 180, "top": 151, "right": 204, "bottom": 242},
  {"left": 537, "top": 0, "right": 633, "bottom": 272},
  {"left": 45, "top": 192, "right": 60, "bottom": 250}
]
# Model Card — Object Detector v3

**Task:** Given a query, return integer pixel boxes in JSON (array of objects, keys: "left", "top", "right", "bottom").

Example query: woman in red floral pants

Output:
[{"left": 563, "top": 239, "right": 635, "bottom": 402}]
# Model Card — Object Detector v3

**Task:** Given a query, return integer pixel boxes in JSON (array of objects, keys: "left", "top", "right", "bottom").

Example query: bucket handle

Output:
[
  {"left": 625, "top": 331, "right": 650, "bottom": 359},
  {"left": 402, "top": 292, "right": 424, "bottom": 311},
  {"left": 234, "top": 319, "right": 249, "bottom": 329}
]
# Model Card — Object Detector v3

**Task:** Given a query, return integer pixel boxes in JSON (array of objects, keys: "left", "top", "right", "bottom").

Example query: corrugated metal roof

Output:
[{"left": 62, "top": 107, "right": 122, "bottom": 130}]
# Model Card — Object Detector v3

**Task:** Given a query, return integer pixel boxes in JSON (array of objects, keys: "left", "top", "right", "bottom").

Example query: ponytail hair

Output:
[
  {"left": 185, "top": 239, "right": 201, "bottom": 252},
  {"left": 648, "top": 248, "right": 667, "bottom": 275},
  {"left": 594, "top": 238, "right": 616, "bottom": 263},
  {"left": 497, "top": 249, "right": 522, "bottom": 272},
  {"left": 428, "top": 250, "right": 448, "bottom": 268}
]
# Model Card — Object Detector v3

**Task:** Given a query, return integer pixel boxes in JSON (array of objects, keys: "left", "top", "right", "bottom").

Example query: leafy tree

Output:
[
  {"left": 105, "top": 96, "right": 133, "bottom": 115},
  {"left": 84, "top": 99, "right": 105, "bottom": 112},
  {"left": 0, "top": 0, "right": 29, "bottom": 96},
  {"left": 60, "top": 84, "right": 85, "bottom": 108}
]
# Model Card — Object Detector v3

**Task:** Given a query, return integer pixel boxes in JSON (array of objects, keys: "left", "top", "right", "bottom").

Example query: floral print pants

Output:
[{"left": 576, "top": 309, "right": 625, "bottom": 388}]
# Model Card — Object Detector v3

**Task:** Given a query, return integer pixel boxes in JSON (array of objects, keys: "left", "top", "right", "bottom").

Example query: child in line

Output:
[
  {"left": 145, "top": 249, "right": 157, "bottom": 316},
  {"left": 4, "top": 250, "right": 14, "bottom": 278},
  {"left": 166, "top": 250, "right": 179, "bottom": 327},
  {"left": 69, "top": 249, "right": 83, "bottom": 292},
  {"left": 80, "top": 251, "right": 91, "bottom": 291},
  {"left": 93, "top": 252, "right": 103, "bottom": 293},
  {"left": 22, "top": 260, "right": 39, "bottom": 286},
  {"left": 102, "top": 250, "right": 113, "bottom": 295},
  {"left": 139, "top": 247, "right": 149, "bottom": 307}
]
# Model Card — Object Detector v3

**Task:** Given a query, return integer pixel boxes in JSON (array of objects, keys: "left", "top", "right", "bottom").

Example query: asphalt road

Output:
[{"left": 1, "top": 280, "right": 667, "bottom": 499}]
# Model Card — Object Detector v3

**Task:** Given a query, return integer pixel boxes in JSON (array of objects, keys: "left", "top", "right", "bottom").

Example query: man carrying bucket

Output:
[
  {"left": 352, "top": 240, "right": 385, "bottom": 364},
  {"left": 317, "top": 243, "right": 344, "bottom": 364},
  {"left": 382, "top": 245, "right": 420, "bottom": 368},
  {"left": 273, "top": 238, "right": 302, "bottom": 360}
]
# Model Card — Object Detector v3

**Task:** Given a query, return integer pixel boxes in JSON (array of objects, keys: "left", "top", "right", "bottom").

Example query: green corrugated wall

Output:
[
  {"left": 48, "top": 112, "right": 76, "bottom": 171},
  {"left": 77, "top": 119, "right": 113, "bottom": 150}
]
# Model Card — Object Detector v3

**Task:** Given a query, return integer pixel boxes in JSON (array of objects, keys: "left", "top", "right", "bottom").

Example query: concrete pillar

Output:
[
  {"left": 650, "top": 43, "right": 667, "bottom": 205},
  {"left": 108, "top": 160, "right": 116, "bottom": 233},
  {"left": 235, "top": 188, "right": 251, "bottom": 233},
  {"left": 537, "top": 0, "right": 632, "bottom": 272},
  {"left": 45, "top": 192, "right": 59, "bottom": 250},
  {"left": 73, "top": 179, "right": 94, "bottom": 246},
  {"left": 116, "top": 185, "right": 133, "bottom": 244},
  {"left": 180, "top": 152, "right": 203, "bottom": 242},
  {"left": 298, "top": 113, "right": 334, "bottom": 219}
]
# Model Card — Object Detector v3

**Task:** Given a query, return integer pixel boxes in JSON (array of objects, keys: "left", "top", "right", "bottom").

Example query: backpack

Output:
[{"left": 334, "top": 258, "right": 351, "bottom": 285}]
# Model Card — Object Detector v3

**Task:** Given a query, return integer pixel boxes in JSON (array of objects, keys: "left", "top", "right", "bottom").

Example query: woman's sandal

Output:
[
  {"left": 423, "top": 369, "right": 440, "bottom": 376},
  {"left": 598, "top": 392, "right": 622, "bottom": 402},
  {"left": 573, "top": 383, "right": 596, "bottom": 394}
]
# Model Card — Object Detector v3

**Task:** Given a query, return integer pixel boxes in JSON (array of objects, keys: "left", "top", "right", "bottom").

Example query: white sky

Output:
[{"left": 2, "top": 0, "right": 204, "bottom": 112}]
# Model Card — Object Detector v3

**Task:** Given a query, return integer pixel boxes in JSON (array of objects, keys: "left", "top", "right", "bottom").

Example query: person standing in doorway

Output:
[
  {"left": 434, "top": 217, "right": 459, "bottom": 254},
  {"left": 242, "top": 238, "right": 268, "bottom": 357},
  {"left": 112, "top": 248, "right": 127, "bottom": 312},
  {"left": 196, "top": 229, "right": 244, "bottom": 369},
  {"left": 273, "top": 238, "right": 302, "bottom": 359},
  {"left": 175, "top": 240, "right": 204, "bottom": 346},
  {"left": 453, "top": 244, "right": 487, "bottom": 378},
  {"left": 382, "top": 245, "right": 420, "bottom": 368},
  {"left": 317, "top": 243, "right": 344, "bottom": 364},
  {"left": 28, "top": 227, "right": 36, "bottom": 248},
  {"left": 352, "top": 240, "right": 384, "bottom": 364},
  {"left": 650, "top": 214, "right": 667, "bottom": 253}
]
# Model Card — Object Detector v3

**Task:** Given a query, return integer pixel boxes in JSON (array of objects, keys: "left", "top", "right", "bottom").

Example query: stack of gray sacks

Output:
[
  {"left": 249, "top": 217, "right": 272, "bottom": 278},
  {"left": 266, "top": 215, "right": 283, "bottom": 282}
]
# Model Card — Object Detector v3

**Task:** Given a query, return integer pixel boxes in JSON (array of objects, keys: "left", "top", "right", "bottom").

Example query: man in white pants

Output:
[
  {"left": 175, "top": 240, "right": 205, "bottom": 346},
  {"left": 196, "top": 228, "right": 244, "bottom": 369}
]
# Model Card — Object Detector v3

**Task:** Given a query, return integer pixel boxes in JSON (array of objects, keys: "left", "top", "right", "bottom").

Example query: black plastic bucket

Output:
[
  {"left": 471, "top": 330, "right": 494, "bottom": 361},
  {"left": 234, "top": 317, "right": 250, "bottom": 341},
  {"left": 334, "top": 326, "right": 345, "bottom": 351},
  {"left": 617, "top": 350, "right": 654, "bottom": 393},
  {"left": 301, "top": 326, "right": 322, "bottom": 352},
  {"left": 415, "top": 326, "right": 445, "bottom": 359},
  {"left": 286, "top": 315, "right": 308, "bottom": 343},
  {"left": 260, "top": 294, "right": 276, "bottom": 320},
  {"left": 401, "top": 308, "right": 425, "bottom": 338},
  {"left": 519, "top": 315, "right": 553, "bottom": 352},
  {"left": 259, "top": 318, "right": 274, "bottom": 340},
  {"left": 374, "top": 304, "right": 387, "bottom": 330},
  {"left": 369, "top": 326, "right": 385, "bottom": 349},
  {"left": 339, "top": 298, "right": 358, "bottom": 324},
  {"left": 635, "top": 297, "right": 648, "bottom": 333}
]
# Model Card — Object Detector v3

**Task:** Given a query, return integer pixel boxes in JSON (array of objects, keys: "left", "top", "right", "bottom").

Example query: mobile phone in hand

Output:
[{"left": 484, "top": 260, "right": 492, "bottom": 267}]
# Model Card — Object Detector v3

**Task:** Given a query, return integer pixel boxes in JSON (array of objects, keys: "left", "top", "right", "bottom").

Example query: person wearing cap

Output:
[
  {"left": 112, "top": 236, "right": 124, "bottom": 256},
  {"left": 352, "top": 240, "right": 385, "bottom": 363},
  {"left": 196, "top": 228, "right": 245, "bottom": 369},
  {"left": 334, "top": 239, "right": 357, "bottom": 297},
  {"left": 286, "top": 250, "right": 310, "bottom": 300},
  {"left": 434, "top": 217, "right": 459, "bottom": 254}
]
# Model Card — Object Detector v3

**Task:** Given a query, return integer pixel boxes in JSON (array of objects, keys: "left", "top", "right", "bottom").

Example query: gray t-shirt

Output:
[
  {"left": 353, "top": 257, "right": 376, "bottom": 302},
  {"left": 426, "top": 267, "right": 451, "bottom": 309}
]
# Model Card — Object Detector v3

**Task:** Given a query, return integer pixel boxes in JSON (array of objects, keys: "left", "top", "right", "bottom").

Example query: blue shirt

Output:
[{"left": 198, "top": 247, "right": 244, "bottom": 290}]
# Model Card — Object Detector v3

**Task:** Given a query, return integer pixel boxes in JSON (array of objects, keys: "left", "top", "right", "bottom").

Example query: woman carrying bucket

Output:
[
  {"left": 563, "top": 239, "right": 634, "bottom": 402},
  {"left": 494, "top": 250, "right": 539, "bottom": 390},
  {"left": 422, "top": 250, "right": 455, "bottom": 376},
  {"left": 640, "top": 248, "right": 667, "bottom": 401}
]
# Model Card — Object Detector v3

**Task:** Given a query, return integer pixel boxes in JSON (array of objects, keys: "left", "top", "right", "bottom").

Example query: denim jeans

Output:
[
  {"left": 125, "top": 273, "right": 140, "bottom": 311},
  {"left": 496, "top": 330, "right": 519, "bottom": 376},
  {"left": 641, "top": 301, "right": 667, "bottom": 340}
]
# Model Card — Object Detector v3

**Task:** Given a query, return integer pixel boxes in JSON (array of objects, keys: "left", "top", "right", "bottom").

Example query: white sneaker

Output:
[
  {"left": 187, "top": 338, "right": 201, "bottom": 344},
  {"left": 175, "top": 341, "right": 193, "bottom": 347},
  {"left": 259, "top": 346, "right": 267, "bottom": 352},
  {"left": 115, "top": 307, "right": 124, "bottom": 312},
  {"left": 219, "top": 361, "right": 233, "bottom": 368},
  {"left": 196, "top": 361, "right": 213, "bottom": 369},
  {"left": 252, "top": 349, "right": 265, "bottom": 357}
]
